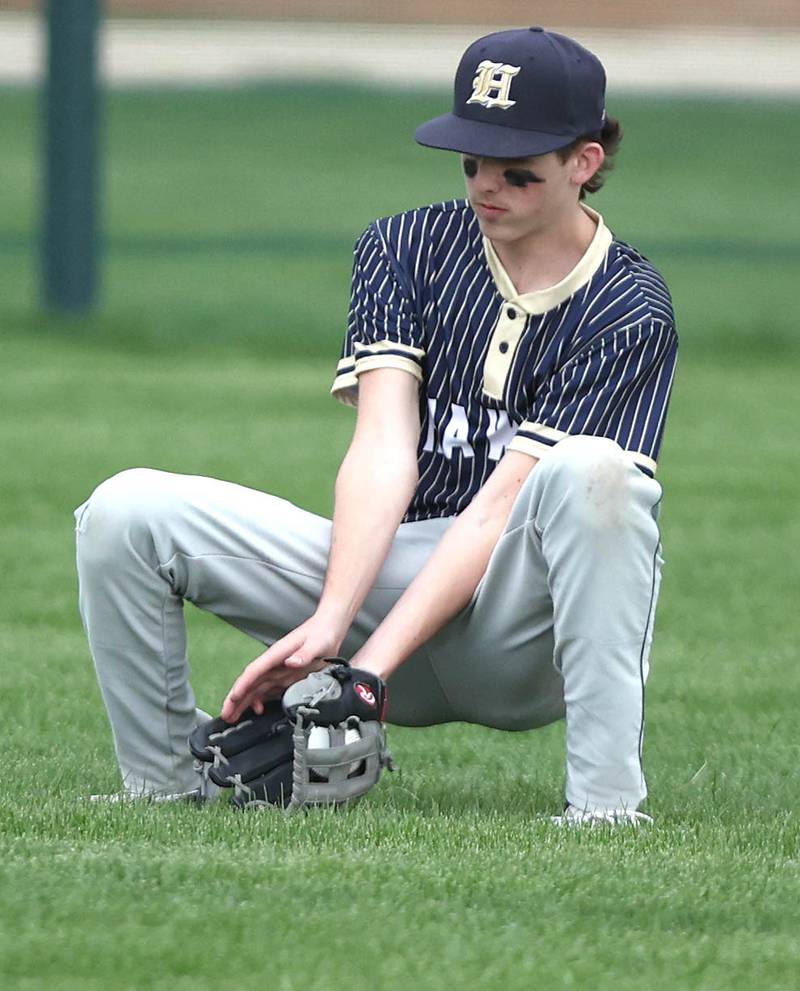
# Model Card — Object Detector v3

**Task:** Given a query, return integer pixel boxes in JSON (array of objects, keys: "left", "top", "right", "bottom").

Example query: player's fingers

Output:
[
  {"left": 221, "top": 624, "right": 335, "bottom": 718},
  {"left": 222, "top": 670, "right": 267, "bottom": 719},
  {"left": 286, "top": 630, "right": 342, "bottom": 667},
  {"left": 285, "top": 649, "right": 315, "bottom": 667},
  {"left": 223, "top": 675, "right": 271, "bottom": 719},
  {"left": 225, "top": 670, "right": 259, "bottom": 708},
  {"left": 222, "top": 661, "right": 308, "bottom": 719},
  {"left": 222, "top": 689, "right": 264, "bottom": 721},
  {"left": 256, "top": 630, "right": 312, "bottom": 671},
  {"left": 221, "top": 692, "right": 245, "bottom": 721}
]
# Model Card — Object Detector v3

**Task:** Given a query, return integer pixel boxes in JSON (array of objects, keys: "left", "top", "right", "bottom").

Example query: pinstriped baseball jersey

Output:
[{"left": 332, "top": 199, "right": 677, "bottom": 523}]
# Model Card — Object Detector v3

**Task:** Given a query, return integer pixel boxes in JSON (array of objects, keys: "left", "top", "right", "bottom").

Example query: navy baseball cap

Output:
[{"left": 415, "top": 27, "right": 606, "bottom": 159}]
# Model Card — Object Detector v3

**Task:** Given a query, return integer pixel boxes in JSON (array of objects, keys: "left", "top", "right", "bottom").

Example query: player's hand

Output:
[{"left": 221, "top": 618, "right": 344, "bottom": 722}]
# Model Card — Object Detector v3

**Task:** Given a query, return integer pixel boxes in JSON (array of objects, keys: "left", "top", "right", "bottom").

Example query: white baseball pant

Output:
[{"left": 75, "top": 435, "right": 663, "bottom": 812}]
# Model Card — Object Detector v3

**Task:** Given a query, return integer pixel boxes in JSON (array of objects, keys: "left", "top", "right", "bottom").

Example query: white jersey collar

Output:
[{"left": 482, "top": 206, "right": 613, "bottom": 316}]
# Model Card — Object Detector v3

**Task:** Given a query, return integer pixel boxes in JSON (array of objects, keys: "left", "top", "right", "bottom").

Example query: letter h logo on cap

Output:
[{"left": 467, "top": 59, "right": 521, "bottom": 110}]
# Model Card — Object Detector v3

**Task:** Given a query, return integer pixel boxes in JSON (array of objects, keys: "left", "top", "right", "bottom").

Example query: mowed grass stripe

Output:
[{"left": 5, "top": 231, "right": 800, "bottom": 263}]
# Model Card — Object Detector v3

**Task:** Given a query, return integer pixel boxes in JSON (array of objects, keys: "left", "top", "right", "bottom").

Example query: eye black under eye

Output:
[
  {"left": 463, "top": 158, "right": 478, "bottom": 178},
  {"left": 503, "top": 168, "right": 542, "bottom": 187}
]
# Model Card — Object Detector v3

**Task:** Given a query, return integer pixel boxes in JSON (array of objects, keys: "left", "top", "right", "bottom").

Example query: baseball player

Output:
[{"left": 75, "top": 27, "right": 677, "bottom": 823}]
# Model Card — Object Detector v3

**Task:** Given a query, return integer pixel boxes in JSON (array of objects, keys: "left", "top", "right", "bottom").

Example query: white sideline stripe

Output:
[{"left": 2, "top": 14, "right": 800, "bottom": 94}]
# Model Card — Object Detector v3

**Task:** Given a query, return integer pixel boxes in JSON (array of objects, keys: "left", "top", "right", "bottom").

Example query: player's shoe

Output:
[
  {"left": 90, "top": 709, "right": 220, "bottom": 804},
  {"left": 89, "top": 760, "right": 221, "bottom": 804},
  {"left": 550, "top": 803, "right": 653, "bottom": 827},
  {"left": 88, "top": 786, "right": 207, "bottom": 804}
]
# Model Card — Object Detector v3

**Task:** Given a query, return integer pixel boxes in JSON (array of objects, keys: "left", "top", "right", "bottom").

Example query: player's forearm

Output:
[
  {"left": 352, "top": 451, "right": 537, "bottom": 678},
  {"left": 351, "top": 512, "right": 502, "bottom": 676},
  {"left": 315, "top": 435, "right": 418, "bottom": 640}
]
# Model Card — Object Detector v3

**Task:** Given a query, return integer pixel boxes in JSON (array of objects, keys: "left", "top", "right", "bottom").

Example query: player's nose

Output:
[{"left": 471, "top": 158, "right": 504, "bottom": 192}]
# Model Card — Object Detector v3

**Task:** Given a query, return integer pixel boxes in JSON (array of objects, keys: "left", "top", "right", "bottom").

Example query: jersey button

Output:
[
  {"left": 506, "top": 307, "right": 517, "bottom": 319},
  {"left": 499, "top": 341, "right": 509, "bottom": 354}
]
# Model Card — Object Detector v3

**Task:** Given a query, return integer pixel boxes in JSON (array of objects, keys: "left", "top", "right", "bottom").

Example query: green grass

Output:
[{"left": 1, "top": 84, "right": 799, "bottom": 989}]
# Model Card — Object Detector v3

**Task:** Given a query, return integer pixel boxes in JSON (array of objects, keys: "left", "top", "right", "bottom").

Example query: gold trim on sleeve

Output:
[
  {"left": 632, "top": 451, "right": 657, "bottom": 475},
  {"left": 354, "top": 354, "right": 424, "bottom": 380},
  {"left": 508, "top": 435, "right": 554, "bottom": 460},
  {"left": 330, "top": 370, "right": 359, "bottom": 407},
  {"left": 335, "top": 356, "right": 355, "bottom": 374},
  {"left": 510, "top": 424, "right": 659, "bottom": 474},
  {"left": 526, "top": 423, "right": 568, "bottom": 443},
  {"left": 331, "top": 356, "right": 423, "bottom": 407},
  {"left": 354, "top": 339, "right": 426, "bottom": 360}
]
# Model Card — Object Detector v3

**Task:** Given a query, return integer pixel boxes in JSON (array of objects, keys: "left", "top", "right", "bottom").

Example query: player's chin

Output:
[{"left": 477, "top": 218, "right": 524, "bottom": 245}]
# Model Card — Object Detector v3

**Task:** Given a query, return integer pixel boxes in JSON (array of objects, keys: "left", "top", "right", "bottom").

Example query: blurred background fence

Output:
[
  {"left": 4, "top": 0, "right": 800, "bottom": 27},
  {"left": 4, "top": 3, "right": 800, "bottom": 92}
]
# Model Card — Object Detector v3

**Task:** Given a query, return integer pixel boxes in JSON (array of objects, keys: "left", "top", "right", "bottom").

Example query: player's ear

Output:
[{"left": 570, "top": 141, "right": 604, "bottom": 189}]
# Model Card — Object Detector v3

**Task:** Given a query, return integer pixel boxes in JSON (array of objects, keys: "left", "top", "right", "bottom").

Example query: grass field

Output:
[{"left": 1, "top": 84, "right": 799, "bottom": 989}]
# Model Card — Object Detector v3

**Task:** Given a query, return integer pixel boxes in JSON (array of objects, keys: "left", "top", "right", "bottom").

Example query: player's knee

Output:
[
  {"left": 75, "top": 468, "right": 176, "bottom": 562},
  {"left": 540, "top": 436, "right": 638, "bottom": 530}
]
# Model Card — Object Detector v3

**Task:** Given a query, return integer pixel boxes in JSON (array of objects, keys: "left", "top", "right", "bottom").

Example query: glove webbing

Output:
[{"left": 286, "top": 710, "right": 394, "bottom": 814}]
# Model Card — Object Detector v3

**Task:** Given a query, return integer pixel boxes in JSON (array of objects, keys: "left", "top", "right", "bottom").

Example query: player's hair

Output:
[{"left": 556, "top": 116, "right": 623, "bottom": 200}]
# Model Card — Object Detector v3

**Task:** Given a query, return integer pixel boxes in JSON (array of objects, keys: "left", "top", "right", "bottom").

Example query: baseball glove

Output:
[
  {"left": 282, "top": 660, "right": 388, "bottom": 725},
  {"left": 190, "top": 662, "right": 393, "bottom": 812}
]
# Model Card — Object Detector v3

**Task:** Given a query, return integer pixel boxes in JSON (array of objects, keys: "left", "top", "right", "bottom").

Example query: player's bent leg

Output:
[
  {"left": 425, "top": 436, "right": 663, "bottom": 813},
  {"left": 75, "top": 470, "right": 452, "bottom": 796},
  {"left": 525, "top": 436, "right": 663, "bottom": 812},
  {"left": 420, "top": 495, "right": 563, "bottom": 733},
  {"left": 381, "top": 648, "right": 459, "bottom": 727},
  {"left": 75, "top": 467, "right": 335, "bottom": 796}
]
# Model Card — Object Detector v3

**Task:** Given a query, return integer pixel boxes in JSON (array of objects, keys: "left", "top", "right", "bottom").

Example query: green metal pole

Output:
[{"left": 43, "top": 0, "right": 101, "bottom": 312}]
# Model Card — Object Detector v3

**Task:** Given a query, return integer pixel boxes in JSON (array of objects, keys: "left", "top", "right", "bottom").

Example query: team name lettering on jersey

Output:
[
  {"left": 485, "top": 409, "right": 517, "bottom": 461},
  {"left": 467, "top": 60, "right": 521, "bottom": 110},
  {"left": 423, "top": 400, "right": 515, "bottom": 463}
]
